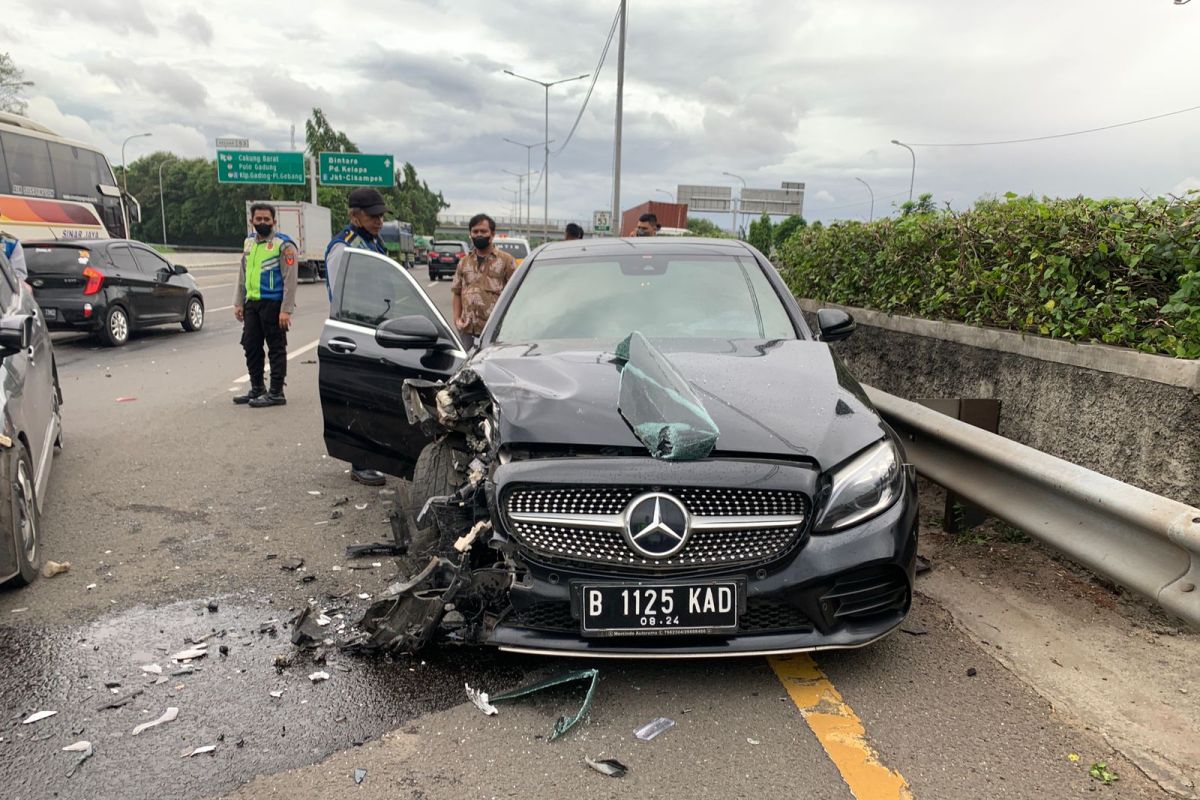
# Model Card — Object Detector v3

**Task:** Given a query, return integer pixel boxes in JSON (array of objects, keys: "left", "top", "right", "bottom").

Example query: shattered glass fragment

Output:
[
  {"left": 633, "top": 716, "right": 675, "bottom": 741},
  {"left": 354, "top": 768, "right": 367, "bottom": 785},
  {"left": 615, "top": 332, "right": 718, "bottom": 461},
  {"left": 131, "top": 707, "right": 179, "bottom": 736},
  {"left": 22, "top": 710, "right": 57, "bottom": 724},
  {"left": 183, "top": 745, "right": 217, "bottom": 758}
]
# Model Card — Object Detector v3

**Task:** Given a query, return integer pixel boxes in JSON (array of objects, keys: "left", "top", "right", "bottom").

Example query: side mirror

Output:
[
  {"left": 0, "top": 314, "right": 33, "bottom": 359},
  {"left": 375, "top": 315, "right": 442, "bottom": 349},
  {"left": 817, "top": 308, "right": 856, "bottom": 342},
  {"left": 173, "top": 264, "right": 188, "bottom": 275}
]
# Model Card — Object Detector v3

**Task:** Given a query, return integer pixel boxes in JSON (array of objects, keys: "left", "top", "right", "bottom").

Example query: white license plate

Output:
[{"left": 579, "top": 582, "right": 740, "bottom": 636}]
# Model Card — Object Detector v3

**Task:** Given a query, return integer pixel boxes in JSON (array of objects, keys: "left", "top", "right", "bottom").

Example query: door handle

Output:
[{"left": 328, "top": 337, "right": 357, "bottom": 354}]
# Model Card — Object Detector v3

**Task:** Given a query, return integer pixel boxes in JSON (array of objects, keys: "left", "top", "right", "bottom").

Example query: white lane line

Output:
[
  {"left": 199, "top": 282, "right": 235, "bottom": 291},
  {"left": 427, "top": 281, "right": 439, "bottom": 288},
  {"left": 233, "top": 338, "right": 321, "bottom": 384},
  {"left": 209, "top": 304, "right": 234, "bottom": 313}
]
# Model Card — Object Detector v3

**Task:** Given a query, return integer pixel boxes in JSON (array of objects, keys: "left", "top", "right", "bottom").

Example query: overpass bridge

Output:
[{"left": 434, "top": 214, "right": 596, "bottom": 242}]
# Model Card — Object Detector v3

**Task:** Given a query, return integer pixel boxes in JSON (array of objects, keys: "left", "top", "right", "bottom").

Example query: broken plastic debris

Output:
[
  {"left": 475, "top": 668, "right": 600, "bottom": 741},
  {"left": 747, "top": 737, "right": 761, "bottom": 745},
  {"left": 269, "top": 690, "right": 284, "bottom": 698},
  {"left": 280, "top": 557, "right": 305, "bottom": 571},
  {"left": 585, "top": 757, "right": 628, "bottom": 778},
  {"left": 344, "top": 542, "right": 405, "bottom": 558},
  {"left": 332, "top": 496, "right": 349, "bottom": 507},
  {"left": 97, "top": 689, "right": 144, "bottom": 711},
  {"left": 63, "top": 741, "right": 94, "bottom": 777},
  {"left": 454, "top": 520, "right": 491, "bottom": 553},
  {"left": 131, "top": 706, "right": 179, "bottom": 736},
  {"left": 183, "top": 745, "right": 216, "bottom": 758},
  {"left": 615, "top": 332, "right": 719, "bottom": 461},
  {"left": 634, "top": 716, "right": 676, "bottom": 741},
  {"left": 22, "top": 710, "right": 57, "bottom": 724},
  {"left": 354, "top": 768, "right": 367, "bottom": 785},
  {"left": 309, "top": 671, "right": 330, "bottom": 683},
  {"left": 355, "top": 503, "right": 368, "bottom": 511},
  {"left": 171, "top": 645, "right": 208, "bottom": 661},
  {"left": 465, "top": 684, "right": 498, "bottom": 715},
  {"left": 42, "top": 560, "right": 71, "bottom": 578},
  {"left": 115, "top": 396, "right": 138, "bottom": 403},
  {"left": 85, "top": 583, "right": 97, "bottom": 591},
  {"left": 307, "top": 490, "right": 322, "bottom": 496}
]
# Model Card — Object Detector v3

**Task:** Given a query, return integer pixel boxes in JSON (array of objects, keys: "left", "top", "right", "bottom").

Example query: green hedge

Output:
[{"left": 776, "top": 194, "right": 1200, "bottom": 358}]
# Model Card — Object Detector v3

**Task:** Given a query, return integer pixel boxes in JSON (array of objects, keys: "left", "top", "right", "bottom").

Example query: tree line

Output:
[{"left": 122, "top": 108, "right": 449, "bottom": 248}]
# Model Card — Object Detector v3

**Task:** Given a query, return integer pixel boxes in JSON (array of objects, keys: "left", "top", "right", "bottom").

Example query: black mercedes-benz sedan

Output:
[{"left": 318, "top": 237, "right": 918, "bottom": 658}]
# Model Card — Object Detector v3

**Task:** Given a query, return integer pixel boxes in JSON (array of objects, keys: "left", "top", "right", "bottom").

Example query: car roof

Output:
[
  {"left": 22, "top": 238, "right": 126, "bottom": 249},
  {"left": 535, "top": 236, "right": 755, "bottom": 259}
]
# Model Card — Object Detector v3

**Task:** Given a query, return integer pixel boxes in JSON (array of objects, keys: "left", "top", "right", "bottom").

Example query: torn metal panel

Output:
[
  {"left": 615, "top": 331, "right": 719, "bottom": 461},
  {"left": 468, "top": 668, "right": 601, "bottom": 741},
  {"left": 346, "top": 558, "right": 463, "bottom": 653}
]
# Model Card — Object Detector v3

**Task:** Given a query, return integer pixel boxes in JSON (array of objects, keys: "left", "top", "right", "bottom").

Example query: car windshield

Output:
[
  {"left": 434, "top": 243, "right": 463, "bottom": 253},
  {"left": 495, "top": 254, "right": 797, "bottom": 342},
  {"left": 495, "top": 241, "right": 529, "bottom": 259}
]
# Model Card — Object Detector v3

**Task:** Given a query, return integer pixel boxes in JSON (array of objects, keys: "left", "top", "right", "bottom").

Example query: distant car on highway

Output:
[
  {"left": 25, "top": 239, "right": 205, "bottom": 347},
  {"left": 0, "top": 247, "right": 62, "bottom": 587},
  {"left": 427, "top": 240, "right": 466, "bottom": 281},
  {"left": 493, "top": 236, "right": 531, "bottom": 266}
]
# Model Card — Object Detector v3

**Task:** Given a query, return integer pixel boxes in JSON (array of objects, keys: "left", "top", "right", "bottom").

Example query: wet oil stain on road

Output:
[{"left": 0, "top": 595, "right": 536, "bottom": 800}]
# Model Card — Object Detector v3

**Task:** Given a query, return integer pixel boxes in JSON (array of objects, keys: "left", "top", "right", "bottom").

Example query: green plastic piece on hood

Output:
[{"left": 616, "top": 332, "right": 719, "bottom": 461}]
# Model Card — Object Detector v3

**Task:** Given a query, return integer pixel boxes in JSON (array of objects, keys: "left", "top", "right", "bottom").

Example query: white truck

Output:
[{"left": 245, "top": 200, "right": 332, "bottom": 283}]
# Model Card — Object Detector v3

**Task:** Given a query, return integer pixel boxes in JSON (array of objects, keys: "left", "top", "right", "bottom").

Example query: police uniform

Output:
[{"left": 234, "top": 231, "right": 298, "bottom": 404}]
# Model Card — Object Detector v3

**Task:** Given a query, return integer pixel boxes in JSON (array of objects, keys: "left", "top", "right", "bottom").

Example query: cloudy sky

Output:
[{"left": 6, "top": 0, "right": 1200, "bottom": 228}]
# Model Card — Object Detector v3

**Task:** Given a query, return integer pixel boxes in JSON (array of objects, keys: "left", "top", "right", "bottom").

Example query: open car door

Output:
[{"left": 319, "top": 249, "right": 466, "bottom": 478}]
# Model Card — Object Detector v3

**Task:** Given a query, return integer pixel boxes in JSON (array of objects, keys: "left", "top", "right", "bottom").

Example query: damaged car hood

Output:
[{"left": 472, "top": 339, "right": 886, "bottom": 468}]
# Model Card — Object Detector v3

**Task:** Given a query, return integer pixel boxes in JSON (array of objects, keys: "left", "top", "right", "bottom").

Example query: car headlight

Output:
[{"left": 813, "top": 438, "right": 904, "bottom": 532}]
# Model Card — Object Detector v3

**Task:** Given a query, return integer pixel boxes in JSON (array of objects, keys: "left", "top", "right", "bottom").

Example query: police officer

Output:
[
  {"left": 324, "top": 188, "right": 389, "bottom": 486},
  {"left": 233, "top": 203, "right": 298, "bottom": 407}
]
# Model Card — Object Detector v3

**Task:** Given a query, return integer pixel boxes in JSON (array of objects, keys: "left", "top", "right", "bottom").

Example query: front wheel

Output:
[
  {"left": 2, "top": 442, "right": 41, "bottom": 586},
  {"left": 407, "top": 439, "right": 465, "bottom": 557},
  {"left": 182, "top": 297, "right": 204, "bottom": 332},
  {"left": 99, "top": 305, "right": 130, "bottom": 347}
]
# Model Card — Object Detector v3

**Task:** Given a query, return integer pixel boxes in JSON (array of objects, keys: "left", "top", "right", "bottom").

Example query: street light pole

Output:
[
  {"left": 502, "top": 137, "right": 554, "bottom": 231},
  {"left": 891, "top": 139, "right": 916, "bottom": 203},
  {"left": 722, "top": 171, "right": 746, "bottom": 236},
  {"left": 654, "top": 189, "right": 673, "bottom": 201},
  {"left": 120, "top": 132, "right": 153, "bottom": 194},
  {"left": 158, "top": 157, "right": 176, "bottom": 245},
  {"left": 855, "top": 177, "right": 875, "bottom": 222},
  {"left": 502, "top": 169, "right": 527, "bottom": 227},
  {"left": 504, "top": 70, "right": 589, "bottom": 241}
]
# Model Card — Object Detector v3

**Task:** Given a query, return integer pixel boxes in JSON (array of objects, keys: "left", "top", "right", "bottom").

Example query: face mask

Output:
[
  {"left": 254, "top": 223, "right": 273, "bottom": 238},
  {"left": 635, "top": 229, "right": 649, "bottom": 236},
  {"left": 472, "top": 235, "right": 491, "bottom": 250}
]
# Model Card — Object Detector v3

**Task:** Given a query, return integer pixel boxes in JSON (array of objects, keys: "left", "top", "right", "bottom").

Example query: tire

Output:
[
  {"left": 181, "top": 296, "right": 204, "bottom": 332},
  {"left": 2, "top": 442, "right": 41, "bottom": 586},
  {"left": 99, "top": 305, "right": 130, "bottom": 347},
  {"left": 407, "top": 439, "right": 465, "bottom": 556}
]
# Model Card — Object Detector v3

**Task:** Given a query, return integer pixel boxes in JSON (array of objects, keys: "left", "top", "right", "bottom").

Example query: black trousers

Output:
[{"left": 241, "top": 299, "right": 288, "bottom": 391}]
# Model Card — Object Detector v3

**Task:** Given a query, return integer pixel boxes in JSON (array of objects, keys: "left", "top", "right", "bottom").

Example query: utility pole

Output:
[
  {"left": 504, "top": 70, "right": 589, "bottom": 241},
  {"left": 502, "top": 138, "right": 553, "bottom": 232},
  {"left": 612, "top": 0, "right": 627, "bottom": 232},
  {"left": 309, "top": 157, "right": 318, "bottom": 205}
]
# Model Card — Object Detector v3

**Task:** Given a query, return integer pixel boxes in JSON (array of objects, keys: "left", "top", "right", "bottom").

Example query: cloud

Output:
[
  {"left": 43, "top": 0, "right": 155, "bottom": 35},
  {"left": 176, "top": 9, "right": 214, "bottom": 46},
  {"left": 90, "top": 56, "right": 209, "bottom": 109}
]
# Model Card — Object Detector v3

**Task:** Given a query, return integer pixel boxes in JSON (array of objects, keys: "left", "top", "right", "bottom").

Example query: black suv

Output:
[
  {"left": 26, "top": 239, "right": 205, "bottom": 347},
  {"left": 427, "top": 240, "right": 465, "bottom": 281},
  {"left": 318, "top": 238, "right": 917, "bottom": 657}
]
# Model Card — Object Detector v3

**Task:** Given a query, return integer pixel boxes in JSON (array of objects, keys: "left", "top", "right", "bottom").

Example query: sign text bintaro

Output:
[{"left": 318, "top": 153, "right": 395, "bottom": 187}]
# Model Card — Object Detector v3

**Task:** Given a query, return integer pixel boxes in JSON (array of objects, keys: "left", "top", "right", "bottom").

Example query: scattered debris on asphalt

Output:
[
  {"left": 307, "top": 491, "right": 322, "bottom": 496},
  {"left": 915, "top": 555, "right": 933, "bottom": 575},
  {"left": 332, "top": 496, "right": 349, "bottom": 508},
  {"left": 634, "top": 716, "right": 676, "bottom": 741},
  {"left": 97, "top": 689, "right": 144, "bottom": 711},
  {"left": 171, "top": 645, "right": 208, "bottom": 661},
  {"left": 22, "top": 710, "right": 57, "bottom": 724},
  {"left": 345, "top": 542, "right": 406, "bottom": 558},
  {"left": 585, "top": 757, "right": 628, "bottom": 778},
  {"left": 183, "top": 745, "right": 217, "bottom": 758},
  {"left": 900, "top": 626, "right": 929, "bottom": 636},
  {"left": 131, "top": 706, "right": 179, "bottom": 736},
  {"left": 355, "top": 503, "right": 369, "bottom": 511},
  {"left": 309, "top": 671, "right": 330, "bottom": 683},
  {"left": 966, "top": 667, "right": 978, "bottom": 677},
  {"left": 354, "top": 768, "right": 367, "bottom": 785},
  {"left": 1089, "top": 762, "right": 1119, "bottom": 785},
  {"left": 465, "top": 669, "right": 600, "bottom": 741},
  {"left": 85, "top": 583, "right": 97, "bottom": 591},
  {"left": 747, "top": 738, "right": 761, "bottom": 745},
  {"left": 206, "top": 600, "right": 219, "bottom": 613},
  {"left": 280, "top": 557, "right": 305, "bottom": 571},
  {"left": 63, "top": 741, "right": 94, "bottom": 777},
  {"left": 331, "top": 510, "right": 343, "bottom": 520},
  {"left": 42, "top": 560, "right": 71, "bottom": 578}
]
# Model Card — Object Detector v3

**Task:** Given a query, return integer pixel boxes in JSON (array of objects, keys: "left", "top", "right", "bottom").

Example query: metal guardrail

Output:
[{"left": 865, "top": 385, "right": 1200, "bottom": 627}]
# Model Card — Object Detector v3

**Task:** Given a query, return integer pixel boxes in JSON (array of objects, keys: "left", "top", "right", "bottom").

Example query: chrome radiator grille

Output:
[{"left": 504, "top": 485, "right": 809, "bottom": 571}]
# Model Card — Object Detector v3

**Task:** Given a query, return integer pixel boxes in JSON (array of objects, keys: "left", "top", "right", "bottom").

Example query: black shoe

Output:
[
  {"left": 233, "top": 387, "right": 266, "bottom": 405},
  {"left": 351, "top": 467, "right": 386, "bottom": 486},
  {"left": 248, "top": 391, "right": 286, "bottom": 408}
]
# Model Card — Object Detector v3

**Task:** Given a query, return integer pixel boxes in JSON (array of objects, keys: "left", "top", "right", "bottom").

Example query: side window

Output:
[
  {"left": 131, "top": 247, "right": 169, "bottom": 274},
  {"left": 108, "top": 245, "right": 139, "bottom": 273},
  {"left": 94, "top": 152, "right": 117, "bottom": 186},
  {"left": 336, "top": 252, "right": 447, "bottom": 334},
  {"left": 48, "top": 142, "right": 101, "bottom": 202},
  {"left": 0, "top": 141, "right": 10, "bottom": 194},
  {"left": 0, "top": 132, "right": 55, "bottom": 199}
]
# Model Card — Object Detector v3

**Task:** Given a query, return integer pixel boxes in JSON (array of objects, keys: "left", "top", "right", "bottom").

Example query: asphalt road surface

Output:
[{"left": 0, "top": 257, "right": 1177, "bottom": 799}]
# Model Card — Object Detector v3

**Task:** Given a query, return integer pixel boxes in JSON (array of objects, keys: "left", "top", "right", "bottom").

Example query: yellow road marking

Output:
[{"left": 770, "top": 654, "right": 912, "bottom": 800}]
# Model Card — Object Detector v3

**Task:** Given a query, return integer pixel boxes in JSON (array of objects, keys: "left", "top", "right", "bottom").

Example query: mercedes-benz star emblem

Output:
[{"left": 623, "top": 492, "right": 691, "bottom": 559}]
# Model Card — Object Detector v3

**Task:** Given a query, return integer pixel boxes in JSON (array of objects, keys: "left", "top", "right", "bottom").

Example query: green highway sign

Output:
[
  {"left": 319, "top": 152, "right": 395, "bottom": 187},
  {"left": 216, "top": 150, "right": 305, "bottom": 185}
]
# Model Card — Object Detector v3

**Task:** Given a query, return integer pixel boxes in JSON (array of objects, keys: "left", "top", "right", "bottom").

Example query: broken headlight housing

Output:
[{"left": 813, "top": 438, "right": 904, "bottom": 532}]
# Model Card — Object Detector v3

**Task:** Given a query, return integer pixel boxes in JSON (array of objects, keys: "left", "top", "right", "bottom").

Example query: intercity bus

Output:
[{"left": 0, "top": 111, "right": 138, "bottom": 242}]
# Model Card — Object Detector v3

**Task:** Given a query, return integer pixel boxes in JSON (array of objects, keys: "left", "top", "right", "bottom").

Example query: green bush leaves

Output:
[{"left": 777, "top": 195, "right": 1200, "bottom": 358}]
